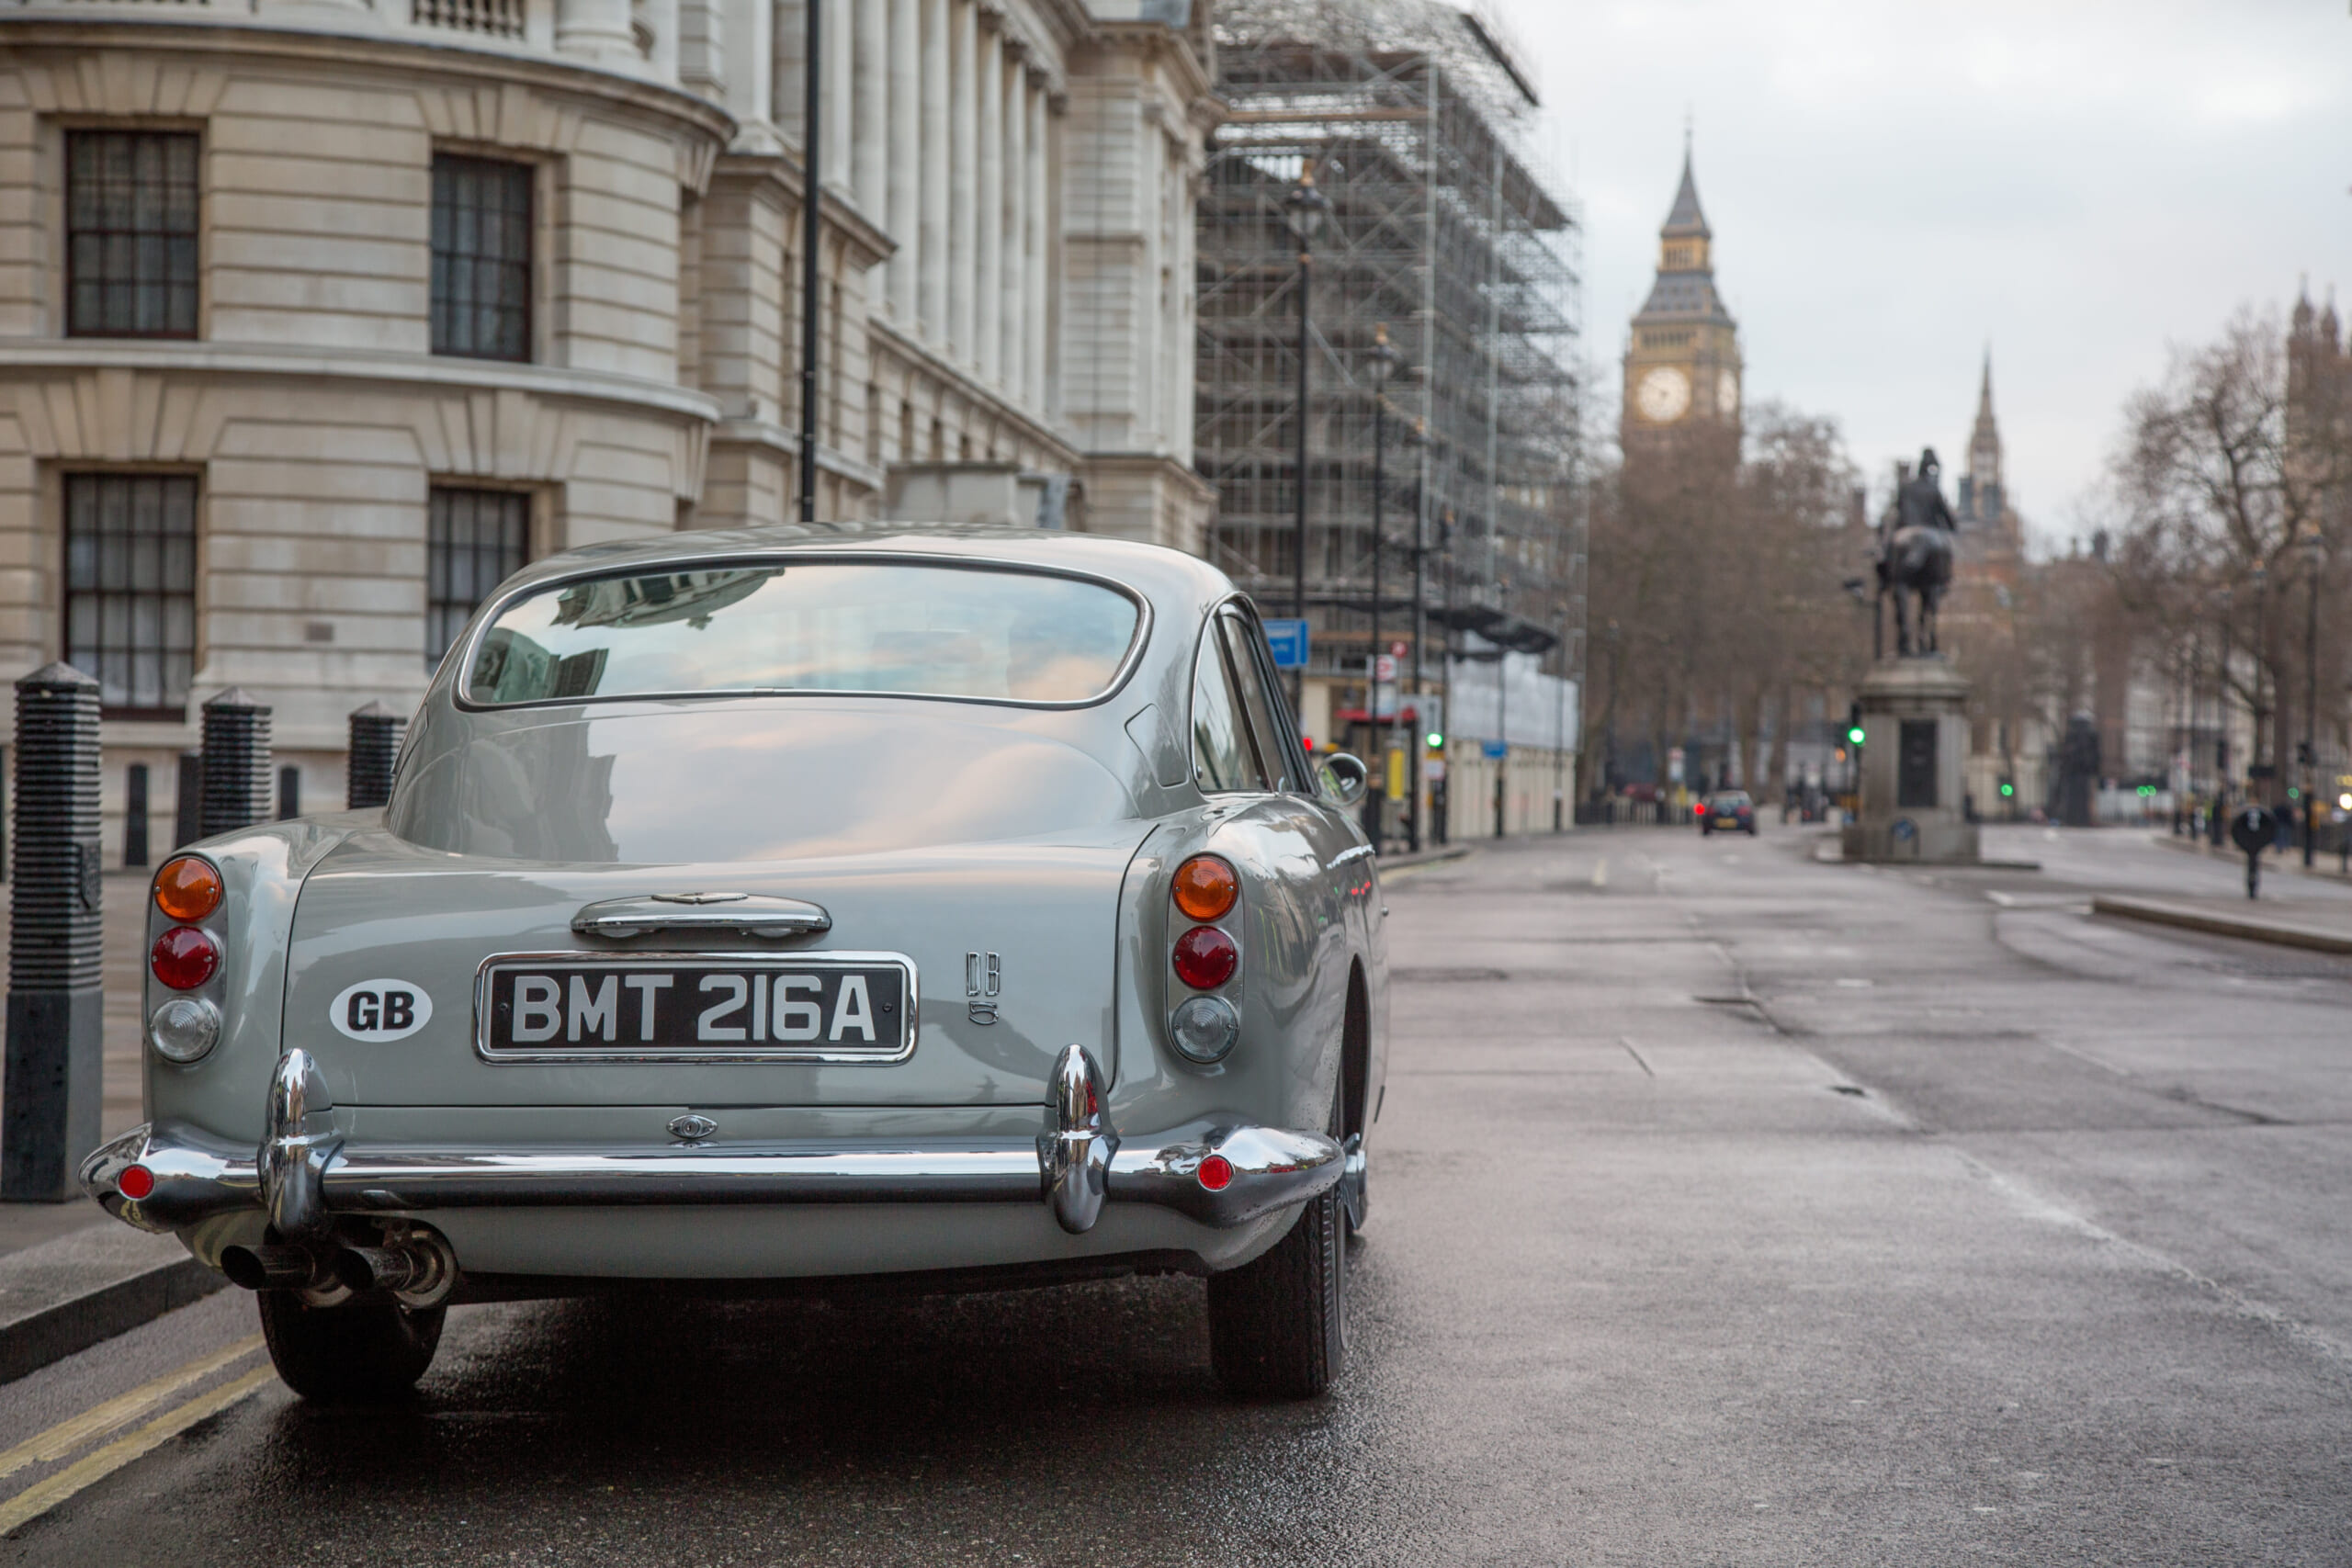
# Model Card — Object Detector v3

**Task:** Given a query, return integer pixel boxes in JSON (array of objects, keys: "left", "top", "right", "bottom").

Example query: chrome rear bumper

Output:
[{"left": 81, "top": 1046, "right": 1340, "bottom": 1241}]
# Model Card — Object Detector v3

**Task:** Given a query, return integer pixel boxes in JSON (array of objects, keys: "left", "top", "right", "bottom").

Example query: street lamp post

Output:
[
  {"left": 2211, "top": 584, "right": 2233, "bottom": 846},
  {"left": 2301, "top": 529, "right": 2324, "bottom": 866},
  {"left": 2253, "top": 563, "right": 2269, "bottom": 805},
  {"left": 797, "top": 0, "right": 822, "bottom": 525},
  {"left": 1405, "top": 418, "right": 1430, "bottom": 852},
  {"left": 1284, "top": 169, "right": 1329, "bottom": 714},
  {"left": 1362, "top": 323, "right": 1398, "bottom": 847}
]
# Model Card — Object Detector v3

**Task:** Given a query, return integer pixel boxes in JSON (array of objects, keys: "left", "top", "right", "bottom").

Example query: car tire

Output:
[
  {"left": 258, "top": 1288, "right": 445, "bottom": 1405},
  {"left": 1207, "top": 1099, "right": 1347, "bottom": 1400}
]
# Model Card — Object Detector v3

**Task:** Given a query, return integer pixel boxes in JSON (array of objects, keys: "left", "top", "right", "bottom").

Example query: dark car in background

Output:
[{"left": 1699, "top": 791, "right": 1756, "bottom": 836}]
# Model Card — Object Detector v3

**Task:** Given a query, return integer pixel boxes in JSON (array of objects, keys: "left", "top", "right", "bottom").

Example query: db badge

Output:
[{"left": 330, "top": 978, "right": 434, "bottom": 1042}]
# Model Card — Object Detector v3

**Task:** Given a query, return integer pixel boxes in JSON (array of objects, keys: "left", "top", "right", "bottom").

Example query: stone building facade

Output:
[{"left": 0, "top": 0, "right": 1216, "bottom": 855}]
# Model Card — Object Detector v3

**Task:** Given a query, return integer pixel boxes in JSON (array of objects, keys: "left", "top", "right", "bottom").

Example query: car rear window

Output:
[{"left": 463, "top": 561, "right": 1142, "bottom": 707}]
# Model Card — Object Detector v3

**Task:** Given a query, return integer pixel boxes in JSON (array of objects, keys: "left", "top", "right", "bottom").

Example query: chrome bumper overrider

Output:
[{"left": 80, "top": 1045, "right": 1341, "bottom": 1242}]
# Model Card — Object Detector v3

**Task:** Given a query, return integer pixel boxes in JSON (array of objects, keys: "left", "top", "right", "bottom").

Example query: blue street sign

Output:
[
  {"left": 1262, "top": 618, "right": 1309, "bottom": 670},
  {"left": 1481, "top": 739, "right": 1508, "bottom": 760}
]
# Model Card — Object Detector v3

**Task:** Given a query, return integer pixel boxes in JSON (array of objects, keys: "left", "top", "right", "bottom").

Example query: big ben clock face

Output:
[
  {"left": 1717, "top": 369, "right": 1739, "bottom": 416},
  {"left": 1635, "top": 366, "right": 1690, "bottom": 423}
]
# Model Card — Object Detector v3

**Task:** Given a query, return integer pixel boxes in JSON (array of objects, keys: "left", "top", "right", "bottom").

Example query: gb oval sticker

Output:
[{"left": 330, "top": 979, "right": 433, "bottom": 1043}]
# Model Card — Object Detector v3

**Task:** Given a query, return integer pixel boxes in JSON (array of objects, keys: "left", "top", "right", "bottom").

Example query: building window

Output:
[
  {"left": 64, "top": 473, "right": 198, "bottom": 717},
  {"left": 427, "top": 488, "right": 530, "bottom": 665},
  {"left": 430, "top": 155, "right": 532, "bottom": 361},
  {"left": 66, "top": 131, "right": 199, "bottom": 339}
]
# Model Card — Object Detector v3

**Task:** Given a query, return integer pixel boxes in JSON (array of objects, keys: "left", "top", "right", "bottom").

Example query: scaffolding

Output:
[{"left": 1196, "top": 0, "right": 1586, "bottom": 726}]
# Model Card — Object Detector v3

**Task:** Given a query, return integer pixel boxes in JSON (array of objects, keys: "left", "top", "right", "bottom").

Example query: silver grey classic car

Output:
[{"left": 83, "top": 528, "right": 1387, "bottom": 1403}]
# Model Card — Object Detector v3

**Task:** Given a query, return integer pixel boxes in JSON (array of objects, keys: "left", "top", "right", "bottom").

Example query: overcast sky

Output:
[{"left": 1490, "top": 0, "right": 2352, "bottom": 550}]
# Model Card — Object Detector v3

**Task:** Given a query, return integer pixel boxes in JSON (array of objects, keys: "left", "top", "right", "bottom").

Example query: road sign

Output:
[
  {"left": 1481, "top": 739, "right": 1508, "bottom": 760},
  {"left": 1372, "top": 654, "right": 1397, "bottom": 682},
  {"left": 1389, "top": 639, "right": 1408, "bottom": 658},
  {"left": 1262, "top": 619, "right": 1309, "bottom": 670}
]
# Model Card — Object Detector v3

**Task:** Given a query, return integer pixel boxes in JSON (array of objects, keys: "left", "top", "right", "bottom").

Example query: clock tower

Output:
[{"left": 1623, "top": 148, "right": 1742, "bottom": 454}]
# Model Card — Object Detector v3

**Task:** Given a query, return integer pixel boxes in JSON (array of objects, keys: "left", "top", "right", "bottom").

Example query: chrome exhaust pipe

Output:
[
  {"left": 220, "top": 1243, "right": 330, "bottom": 1292},
  {"left": 332, "top": 1228, "right": 458, "bottom": 1307}
]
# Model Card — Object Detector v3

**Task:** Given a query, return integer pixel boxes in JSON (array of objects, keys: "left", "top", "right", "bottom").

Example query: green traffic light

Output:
[
  {"left": 1846, "top": 726, "right": 1865, "bottom": 746},
  {"left": 1426, "top": 732, "right": 1443, "bottom": 748},
  {"left": 1999, "top": 783, "right": 2015, "bottom": 797}
]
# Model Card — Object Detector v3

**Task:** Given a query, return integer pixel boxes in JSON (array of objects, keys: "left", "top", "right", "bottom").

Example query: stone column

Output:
[
  {"left": 888, "top": 0, "right": 921, "bottom": 323},
  {"left": 976, "top": 22, "right": 1003, "bottom": 388},
  {"left": 200, "top": 688, "right": 273, "bottom": 836},
  {"left": 826, "top": 0, "right": 854, "bottom": 191},
  {"left": 347, "top": 702, "right": 406, "bottom": 811},
  {"left": 1001, "top": 63, "right": 1025, "bottom": 397},
  {"left": 854, "top": 0, "right": 888, "bottom": 219},
  {"left": 772, "top": 0, "right": 805, "bottom": 129},
  {"left": 556, "top": 0, "right": 637, "bottom": 60},
  {"left": 948, "top": 0, "right": 978, "bottom": 361},
  {"left": 919, "top": 0, "right": 949, "bottom": 343},
  {"left": 1027, "top": 85, "right": 1050, "bottom": 412}
]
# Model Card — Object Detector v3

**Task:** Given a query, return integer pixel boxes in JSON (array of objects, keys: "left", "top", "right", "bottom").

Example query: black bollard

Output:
[
  {"left": 199, "top": 688, "right": 272, "bottom": 837},
  {"left": 346, "top": 701, "right": 405, "bottom": 810},
  {"left": 2, "top": 664, "right": 104, "bottom": 1201},
  {"left": 123, "top": 761, "right": 150, "bottom": 868},
  {"left": 172, "top": 750, "right": 200, "bottom": 851}
]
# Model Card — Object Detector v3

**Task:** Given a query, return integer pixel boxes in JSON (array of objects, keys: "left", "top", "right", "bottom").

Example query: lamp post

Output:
[
  {"left": 1284, "top": 168, "right": 1330, "bottom": 713},
  {"left": 2211, "top": 584, "right": 2233, "bottom": 846},
  {"left": 1405, "top": 417, "right": 1430, "bottom": 852},
  {"left": 1362, "top": 322, "right": 1398, "bottom": 847},
  {"left": 2301, "top": 528, "right": 2324, "bottom": 866},
  {"left": 797, "top": 0, "right": 822, "bottom": 524},
  {"left": 2253, "top": 562, "right": 2269, "bottom": 805}
]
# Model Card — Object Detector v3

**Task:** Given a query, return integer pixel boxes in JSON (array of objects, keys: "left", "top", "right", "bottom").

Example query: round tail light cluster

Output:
[
  {"left": 1168, "top": 854, "right": 1240, "bottom": 1065},
  {"left": 148, "top": 857, "right": 223, "bottom": 1032},
  {"left": 116, "top": 1164, "right": 156, "bottom": 1201}
]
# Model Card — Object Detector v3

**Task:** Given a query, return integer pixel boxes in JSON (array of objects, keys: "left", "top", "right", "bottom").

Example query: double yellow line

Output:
[{"left": 0, "top": 1336, "right": 273, "bottom": 1537}]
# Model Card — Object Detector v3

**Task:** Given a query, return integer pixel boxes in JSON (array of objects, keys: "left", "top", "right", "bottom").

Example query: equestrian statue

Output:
[{"left": 1877, "top": 447, "right": 1956, "bottom": 656}]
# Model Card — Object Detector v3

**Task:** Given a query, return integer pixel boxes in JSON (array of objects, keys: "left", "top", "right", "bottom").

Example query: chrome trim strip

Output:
[
  {"left": 571, "top": 895, "right": 833, "bottom": 940},
  {"left": 79, "top": 1115, "right": 1343, "bottom": 1233},
  {"left": 469, "top": 949, "right": 920, "bottom": 1066},
  {"left": 450, "top": 550, "right": 1155, "bottom": 715}
]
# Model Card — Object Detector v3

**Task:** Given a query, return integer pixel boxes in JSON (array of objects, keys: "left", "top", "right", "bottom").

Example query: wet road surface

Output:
[{"left": 6, "top": 824, "right": 2350, "bottom": 1565}]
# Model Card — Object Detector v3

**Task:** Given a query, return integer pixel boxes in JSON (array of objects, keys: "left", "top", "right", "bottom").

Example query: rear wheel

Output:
[
  {"left": 1208, "top": 1098, "right": 1347, "bottom": 1399},
  {"left": 258, "top": 1288, "right": 444, "bottom": 1405}
]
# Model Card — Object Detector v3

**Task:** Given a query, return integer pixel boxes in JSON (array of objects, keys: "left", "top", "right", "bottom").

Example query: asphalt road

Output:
[{"left": 6, "top": 824, "right": 2350, "bottom": 1565}]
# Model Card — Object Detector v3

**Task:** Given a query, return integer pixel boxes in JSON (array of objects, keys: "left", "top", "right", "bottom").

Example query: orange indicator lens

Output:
[
  {"left": 1171, "top": 855, "right": 1238, "bottom": 921},
  {"left": 153, "top": 857, "right": 223, "bottom": 922}
]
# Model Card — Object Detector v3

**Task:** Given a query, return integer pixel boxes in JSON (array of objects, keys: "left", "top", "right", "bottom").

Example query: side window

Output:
[
  {"left": 1191, "top": 623, "right": 1271, "bottom": 794},
  {"left": 1217, "top": 609, "right": 1299, "bottom": 794}
]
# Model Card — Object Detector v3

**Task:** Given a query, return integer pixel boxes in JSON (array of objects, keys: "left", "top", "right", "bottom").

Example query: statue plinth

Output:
[{"left": 1840, "top": 653, "right": 1981, "bottom": 865}]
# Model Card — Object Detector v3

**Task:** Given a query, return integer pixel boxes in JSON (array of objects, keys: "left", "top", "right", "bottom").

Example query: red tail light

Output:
[
  {"left": 1196, "top": 1154, "right": 1234, "bottom": 1191},
  {"left": 1694, "top": 803, "right": 1706, "bottom": 815},
  {"left": 118, "top": 1164, "right": 155, "bottom": 1201},
  {"left": 1171, "top": 925, "right": 1238, "bottom": 989},
  {"left": 151, "top": 927, "right": 220, "bottom": 991}
]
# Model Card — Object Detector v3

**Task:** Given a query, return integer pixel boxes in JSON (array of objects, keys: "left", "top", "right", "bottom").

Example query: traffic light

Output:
[
  {"left": 1845, "top": 701, "right": 1865, "bottom": 749},
  {"left": 1425, "top": 730, "right": 1443, "bottom": 750},
  {"left": 1998, "top": 779, "right": 2015, "bottom": 798}
]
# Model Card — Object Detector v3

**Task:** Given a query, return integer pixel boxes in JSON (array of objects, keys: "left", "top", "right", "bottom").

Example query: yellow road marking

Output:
[
  {"left": 0, "top": 1366, "right": 275, "bottom": 1538},
  {"left": 0, "top": 1335, "right": 264, "bottom": 1483}
]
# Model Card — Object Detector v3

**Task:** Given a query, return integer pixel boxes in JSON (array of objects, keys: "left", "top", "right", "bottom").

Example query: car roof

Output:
[{"left": 502, "top": 523, "right": 1236, "bottom": 613}]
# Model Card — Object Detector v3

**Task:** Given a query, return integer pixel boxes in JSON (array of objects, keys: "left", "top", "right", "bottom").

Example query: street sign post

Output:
[{"left": 1262, "top": 618, "right": 1309, "bottom": 671}]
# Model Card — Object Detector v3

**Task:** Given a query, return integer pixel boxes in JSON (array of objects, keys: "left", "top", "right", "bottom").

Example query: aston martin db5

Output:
[{"left": 83, "top": 529, "right": 1387, "bottom": 1403}]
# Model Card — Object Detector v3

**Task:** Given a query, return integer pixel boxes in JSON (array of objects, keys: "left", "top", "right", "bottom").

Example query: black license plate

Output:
[{"left": 478, "top": 955, "right": 915, "bottom": 1061}]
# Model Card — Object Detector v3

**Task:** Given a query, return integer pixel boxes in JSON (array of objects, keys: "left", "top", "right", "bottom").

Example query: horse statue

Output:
[{"left": 1877, "top": 447, "right": 1956, "bottom": 656}]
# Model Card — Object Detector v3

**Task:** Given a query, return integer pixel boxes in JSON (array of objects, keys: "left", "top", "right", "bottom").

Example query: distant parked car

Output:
[
  {"left": 84, "top": 527, "right": 1385, "bottom": 1405},
  {"left": 1699, "top": 791, "right": 1756, "bottom": 836}
]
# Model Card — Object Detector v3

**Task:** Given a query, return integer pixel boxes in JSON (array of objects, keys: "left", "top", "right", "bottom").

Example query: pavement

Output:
[{"left": 1, "top": 821, "right": 2347, "bottom": 1562}]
